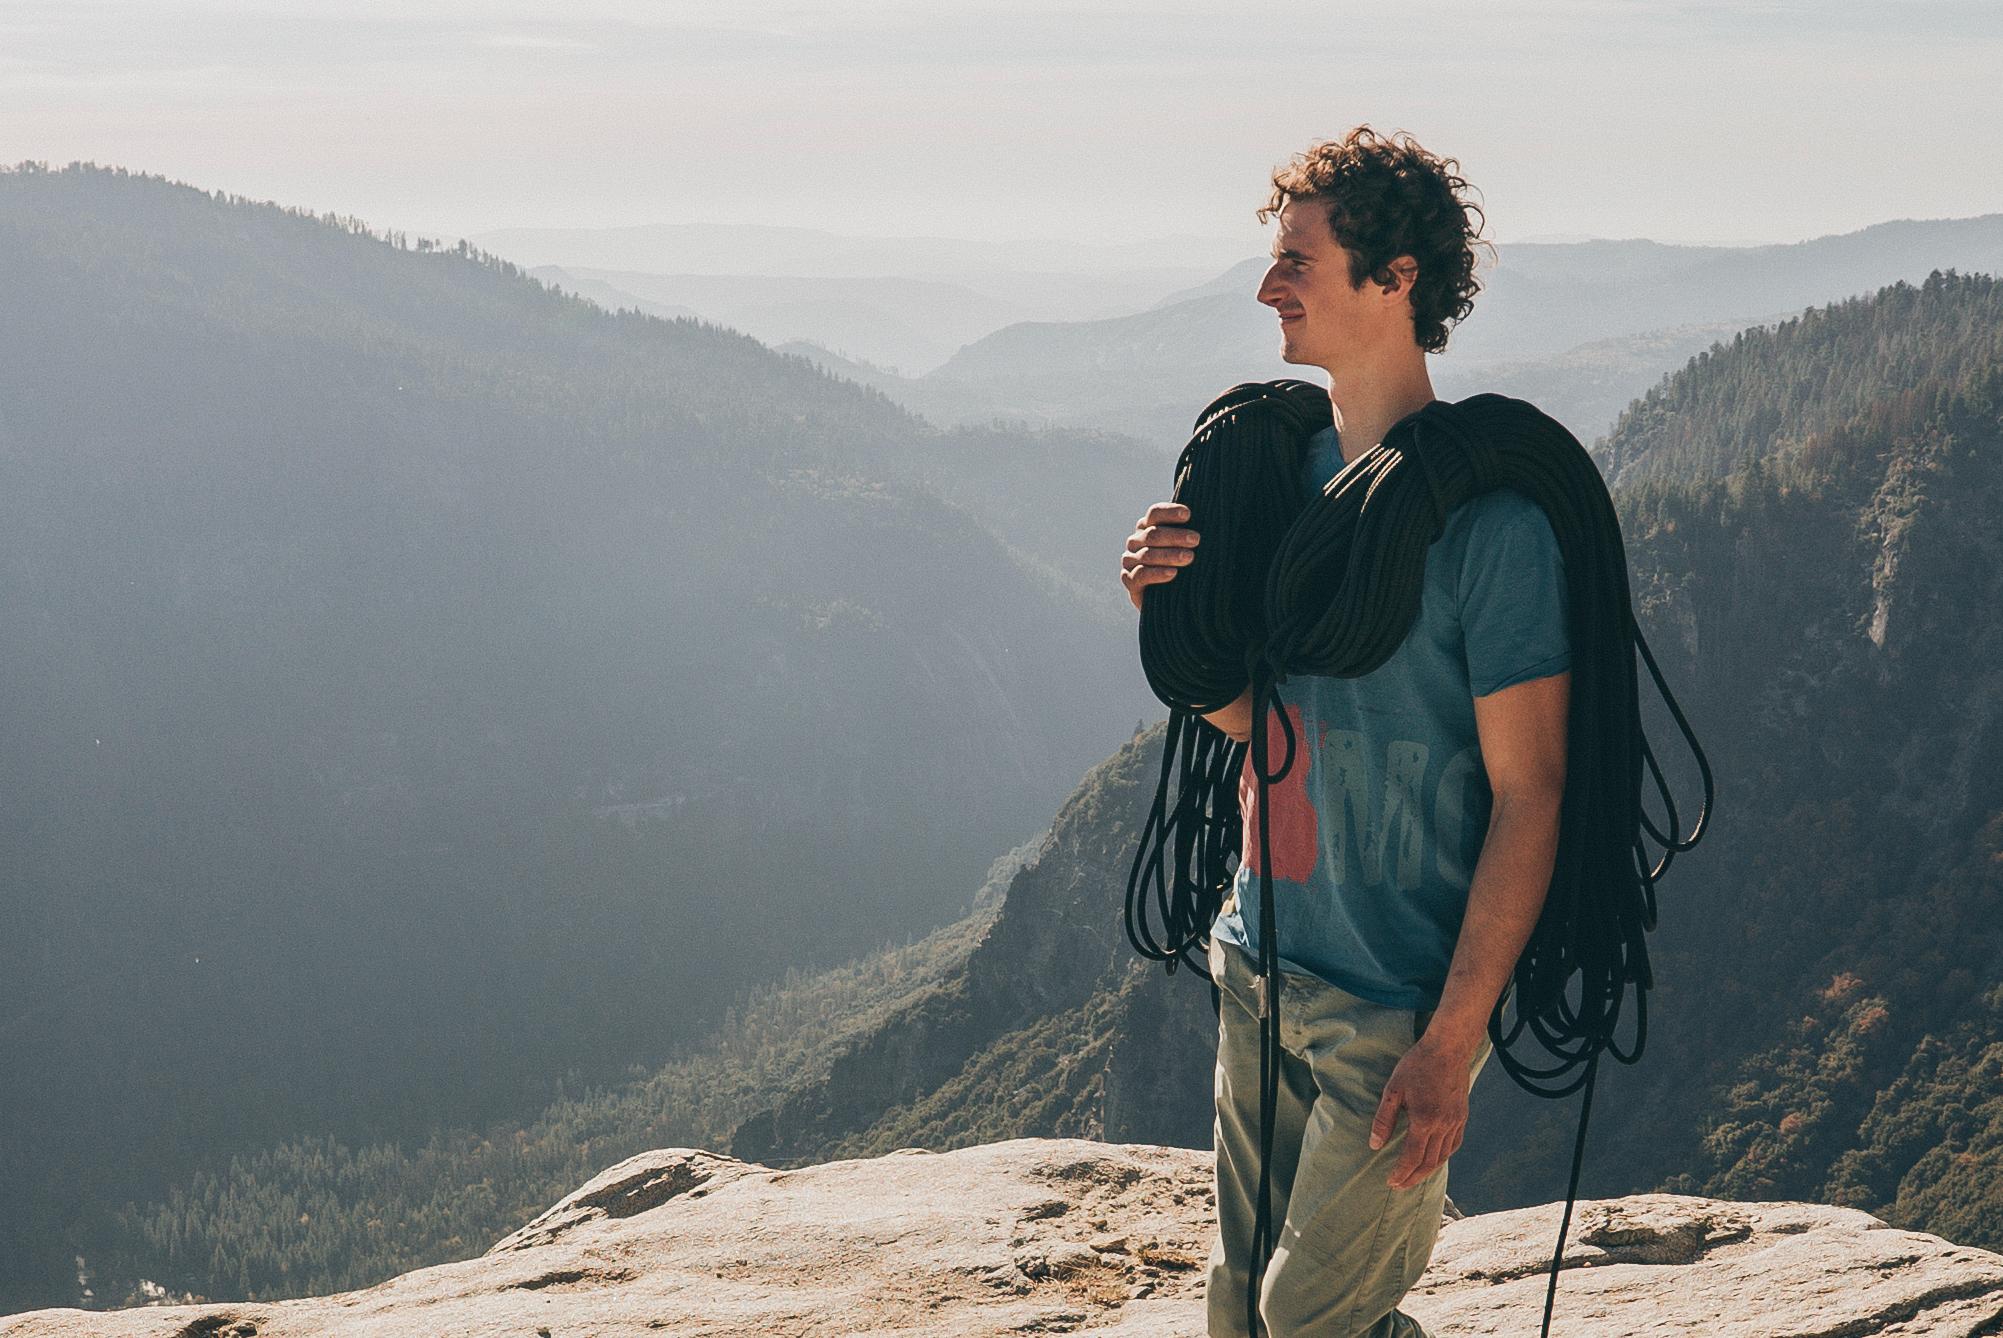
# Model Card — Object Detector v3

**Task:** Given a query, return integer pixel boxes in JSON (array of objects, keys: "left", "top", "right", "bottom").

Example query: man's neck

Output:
[{"left": 1325, "top": 355, "right": 1440, "bottom": 466}]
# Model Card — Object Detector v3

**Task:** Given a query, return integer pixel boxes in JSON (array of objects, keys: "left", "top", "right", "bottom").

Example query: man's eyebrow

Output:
[{"left": 1270, "top": 247, "right": 1314, "bottom": 262}]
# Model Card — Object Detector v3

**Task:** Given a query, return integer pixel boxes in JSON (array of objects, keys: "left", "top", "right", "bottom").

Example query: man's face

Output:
[{"left": 1255, "top": 196, "right": 1387, "bottom": 371}]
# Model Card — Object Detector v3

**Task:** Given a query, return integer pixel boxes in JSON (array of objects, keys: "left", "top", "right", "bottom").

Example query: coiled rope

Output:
[{"left": 1123, "top": 382, "right": 1713, "bottom": 1338}]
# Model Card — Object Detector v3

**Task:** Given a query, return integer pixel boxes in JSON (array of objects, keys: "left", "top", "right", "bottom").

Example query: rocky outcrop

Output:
[{"left": 10, "top": 1138, "right": 2003, "bottom": 1336}]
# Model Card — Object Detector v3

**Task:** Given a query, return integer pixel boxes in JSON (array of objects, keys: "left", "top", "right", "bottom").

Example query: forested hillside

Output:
[
  {"left": 82, "top": 735, "right": 1181, "bottom": 1307},
  {"left": 81, "top": 843, "right": 1034, "bottom": 1306},
  {"left": 0, "top": 163, "right": 1157, "bottom": 1311},
  {"left": 1600, "top": 268, "right": 2003, "bottom": 487},
  {"left": 1562, "top": 270, "right": 2003, "bottom": 1218}
]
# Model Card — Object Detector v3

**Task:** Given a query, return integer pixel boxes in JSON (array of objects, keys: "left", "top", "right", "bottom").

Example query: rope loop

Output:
[{"left": 1404, "top": 418, "right": 1452, "bottom": 540}]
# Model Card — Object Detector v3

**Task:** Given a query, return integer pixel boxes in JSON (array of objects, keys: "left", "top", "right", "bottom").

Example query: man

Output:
[{"left": 1119, "top": 126, "right": 1570, "bottom": 1336}]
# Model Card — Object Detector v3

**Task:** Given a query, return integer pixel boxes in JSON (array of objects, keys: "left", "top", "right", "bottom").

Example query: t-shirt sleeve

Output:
[{"left": 1456, "top": 489, "right": 1572, "bottom": 697}]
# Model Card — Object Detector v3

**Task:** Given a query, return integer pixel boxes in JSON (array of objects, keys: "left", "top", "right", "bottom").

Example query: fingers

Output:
[
  {"left": 1120, "top": 504, "right": 1200, "bottom": 610},
  {"left": 1124, "top": 526, "right": 1201, "bottom": 556},
  {"left": 1373, "top": 1073, "right": 1463, "bottom": 1189},
  {"left": 1122, "top": 562, "right": 1182, "bottom": 612},
  {"left": 1126, "top": 502, "right": 1199, "bottom": 555},
  {"left": 1368, "top": 1086, "right": 1403, "bottom": 1152},
  {"left": 1122, "top": 561, "right": 1186, "bottom": 589},
  {"left": 1388, "top": 1115, "right": 1466, "bottom": 1190},
  {"left": 1123, "top": 543, "right": 1198, "bottom": 571},
  {"left": 1121, "top": 531, "right": 1200, "bottom": 578},
  {"left": 1388, "top": 1126, "right": 1449, "bottom": 1190}
]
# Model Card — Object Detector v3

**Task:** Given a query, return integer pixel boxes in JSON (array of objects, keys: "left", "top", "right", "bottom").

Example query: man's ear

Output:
[{"left": 1380, "top": 255, "right": 1420, "bottom": 299}]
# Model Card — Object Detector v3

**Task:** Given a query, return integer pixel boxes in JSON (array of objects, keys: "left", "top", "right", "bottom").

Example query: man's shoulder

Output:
[
  {"left": 1468, "top": 483, "right": 1542, "bottom": 521},
  {"left": 1442, "top": 486, "right": 1564, "bottom": 611},
  {"left": 1443, "top": 484, "right": 1546, "bottom": 548}
]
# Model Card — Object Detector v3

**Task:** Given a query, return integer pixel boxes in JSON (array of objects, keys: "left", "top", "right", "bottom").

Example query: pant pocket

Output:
[{"left": 1413, "top": 1007, "right": 1433, "bottom": 1044}]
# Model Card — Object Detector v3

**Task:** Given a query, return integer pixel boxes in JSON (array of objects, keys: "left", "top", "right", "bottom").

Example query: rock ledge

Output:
[{"left": 6, "top": 1138, "right": 2003, "bottom": 1336}]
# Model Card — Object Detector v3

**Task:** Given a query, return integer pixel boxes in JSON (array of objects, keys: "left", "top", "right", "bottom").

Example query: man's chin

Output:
[{"left": 1276, "top": 345, "right": 1333, "bottom": 378}]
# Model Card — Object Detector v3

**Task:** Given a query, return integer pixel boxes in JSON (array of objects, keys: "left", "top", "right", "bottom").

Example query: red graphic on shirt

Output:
[{"left": 1238, "top": 700, "right": 1318, "bottom": 883}]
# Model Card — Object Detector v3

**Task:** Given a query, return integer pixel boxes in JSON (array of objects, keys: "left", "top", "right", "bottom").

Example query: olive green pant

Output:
[{"left": 1205, "top": 934, "right": 1493, "bottom": 1337}]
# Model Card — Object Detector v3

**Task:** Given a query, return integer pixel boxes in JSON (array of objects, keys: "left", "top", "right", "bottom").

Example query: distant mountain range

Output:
[
  {"left": 470, "top": 220, "right": 1251, "bottom": 281},
  {"left": 514, "top": 213, "right": 2003, "bottom": 455},
  {"left": 527, "top": 265, "right": 1052, "bottom": 378},
  {"left": 475, "top": 221, "right": 1245, "bottom": 377},
  {"left": 912, "top": 216, "right": 2003, "bottom": 450}
]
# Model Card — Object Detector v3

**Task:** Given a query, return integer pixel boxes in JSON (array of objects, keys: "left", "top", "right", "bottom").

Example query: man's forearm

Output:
[
  {"left": 1202, "top": 684, "right": 1254, "bottom": 742},
  {"left": 1423, "top": 790, "right": 1562, "bottom": 1060}
]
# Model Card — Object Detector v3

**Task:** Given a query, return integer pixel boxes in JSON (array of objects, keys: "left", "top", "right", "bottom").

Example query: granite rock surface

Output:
[{"left": 8, "top": 1137, "right": 2003, "bottom": 1336}]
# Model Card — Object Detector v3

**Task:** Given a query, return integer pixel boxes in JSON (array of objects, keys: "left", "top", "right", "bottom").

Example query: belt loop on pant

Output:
[{"left": 1254, "top": 974, "right": 1271, "bottom": 1020}]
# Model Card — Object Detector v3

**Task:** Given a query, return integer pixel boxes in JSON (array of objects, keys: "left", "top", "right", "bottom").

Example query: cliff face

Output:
[
  {"left": 11, "top": 1138, "right": 2003, "bottom": 1337},
  {"left": 728, "top": 728, "right": 1220, "bottom": 1164}
]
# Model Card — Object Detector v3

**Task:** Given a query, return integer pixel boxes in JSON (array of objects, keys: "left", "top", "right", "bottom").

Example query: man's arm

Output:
[
  {"left": 1425, "top": 668, "right": 1569, "bottom": 1059},
  {"left": 1202, "top": 685, "right": 1253, "bottom": 742},
  {"left": 1369, "top": 667, "right": 1568, "bottom": 1189}
]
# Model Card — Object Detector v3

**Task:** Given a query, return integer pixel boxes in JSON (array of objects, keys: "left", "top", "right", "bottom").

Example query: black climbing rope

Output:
[
  {"left": 1122, "top": 383, "right": 1714, "bottom": 1338},
  {"left": 1125, "top": 380, "right": 1326, "bottom": 998}
]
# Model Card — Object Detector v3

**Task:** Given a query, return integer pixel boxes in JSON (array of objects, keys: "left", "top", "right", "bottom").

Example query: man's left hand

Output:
[{"left": 1368, "top": 1036, "right": 1475, "bottom": 1190}]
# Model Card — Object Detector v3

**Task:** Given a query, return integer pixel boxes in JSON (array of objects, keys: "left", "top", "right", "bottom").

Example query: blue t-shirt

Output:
[{"left": 1210, "top": 422, "right": 1571, "bottom": 1011}]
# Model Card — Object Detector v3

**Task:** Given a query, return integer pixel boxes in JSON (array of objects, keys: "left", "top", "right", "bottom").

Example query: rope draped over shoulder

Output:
[
  {"left": 1126, "top": 380, "right": 1326, "bottom": 982},
  {"left": 1123, "top": 383, "right": 1714, "bottom": 1338}
]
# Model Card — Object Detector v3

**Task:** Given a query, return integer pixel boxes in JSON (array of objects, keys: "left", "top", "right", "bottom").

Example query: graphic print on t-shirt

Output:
[
  {"left": 1319, "top": 724, "right": 1429, "bottom": 892},
  {"left": 1236, "top": 701, "right": 1316, "bottom": 883},
  {"left": 1241, "top": 715, "right": 1490, "bottom": 895}
]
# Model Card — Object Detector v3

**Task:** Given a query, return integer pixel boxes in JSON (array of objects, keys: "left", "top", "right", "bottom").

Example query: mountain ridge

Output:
[{"left": 0, "top": 160, "right": 1151, "bottom": 1310}]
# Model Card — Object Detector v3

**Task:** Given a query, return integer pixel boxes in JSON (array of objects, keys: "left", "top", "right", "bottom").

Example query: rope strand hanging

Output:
[{"left": 1124, "top": 382, "right": 1714, "bottom": 1338}]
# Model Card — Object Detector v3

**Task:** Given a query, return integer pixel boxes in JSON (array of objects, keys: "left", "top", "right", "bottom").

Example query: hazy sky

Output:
[{"left": 6, "top": 0, "right": 2001, "bottom": 254}]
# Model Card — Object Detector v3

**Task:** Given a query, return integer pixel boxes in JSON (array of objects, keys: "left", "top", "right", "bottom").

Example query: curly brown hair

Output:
[{"left": 1256, "top": 126, "right": 1495, "bottom": 354}]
